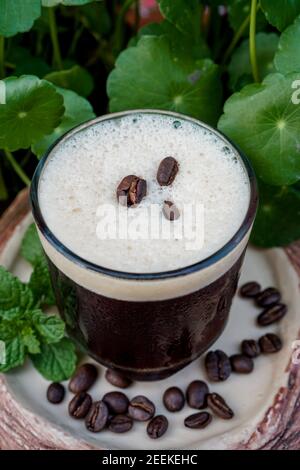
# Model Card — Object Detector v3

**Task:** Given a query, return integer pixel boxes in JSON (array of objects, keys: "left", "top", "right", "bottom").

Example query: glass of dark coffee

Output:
[{"left": 30, "top": 110, "right": 258, "bottom": 381}]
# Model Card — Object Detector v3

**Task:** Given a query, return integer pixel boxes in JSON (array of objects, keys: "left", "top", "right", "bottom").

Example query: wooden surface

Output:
[{"left": 0, "top": 189, "right": 300, "bottom": 450}]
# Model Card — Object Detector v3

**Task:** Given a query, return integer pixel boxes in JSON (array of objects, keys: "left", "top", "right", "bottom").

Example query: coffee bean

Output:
[
  {"left": 147, "top": 415, "right": 169, "bottom": 439},
  {"left": 157, "top": 157, "right": 179, "bottom": 186},
  {"left": 186, "top": 380, "right": 209, "bottom": 409},
  {"left": 69, "top": 392, "right": 92, "bottom": 419},
  {"left": 116, "top": 175, "right": 147, "bottom": 207},
  {"left": 85, "top": 401, "right": 109, "bottom": 432},
  {"left": 108, "top": 415, "right": 133, "bottom": 433},
  {"left": 205, "top": 350, "right": 231, "bottom": 382},
  {"left": 241, "top": 339, "right": 260, "bottom": 358},
  {"left": 103, "top": 391, "right": 129, "bottom": 415},
  {"left": 207, "top": 393, "right": 234, "bottom": 420},
  {"left": 162, "top": 200, "right": 180, "bottom": 221},
  {"left": 255, "top": 287, "right": 281, "bottom": 308},
  {"left": 240, "top": 281, "right": 261, "bottom": 298},
  {"left": 128, "top": 395, "right": 155, "bottom": 422},
  {"left": 230, "top": 354, "right": 254, "bottom": 374},
  {"left": 259, "top": 333, "right": 282, "bottom": 353},
  {"left": 163, "top": 387, "right": 185, "bottom": 412},
  {"left": 47, "top": 382, "right": 65, "bottom": 404},
  {"left": 69, "top": 363, "right": 98, "bottom": 393},
  {"left": 184, "top": 412, "right": 212, "bottom": 429},
  {"left": 105, "top": 369, "right": 132, "bottom": 389},
  {"left": 257, "top": 303, "right": 287, "bottom": 326}
]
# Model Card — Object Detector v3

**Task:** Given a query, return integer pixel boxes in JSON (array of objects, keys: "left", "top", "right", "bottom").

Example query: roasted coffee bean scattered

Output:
[
  {"left": 257, "top": 303, "right": 287, "bottom": 326},
  {"left": 47, "top": 382, "right": 65, "bottom": 404},
  {"left": 103, "top": 391, "right": 129, "bottom": 415},
  {"left": 108, "top": 414, "right": 133, "bottom": 433},
  {"left": 184, "top": 412, "right": 212, "bottom": 429},
  {"left": 116, "top": 175, "right": 147, "bottom": 207},
  {"left": 128, "top": 395, "right": 155, "bottom": 422},
  {"left": 147, "top": 415, "right": 169, "bottom": 439},
  {"left": 207, "top": 393, "right": 234, "bottom": 420},
  {"left": 69, "top": 363, "right": 98, "bottom": 393},
  {"left": 85, "top": 401, "right": 109, "bottom": 432},
  {"left": 163, "top": 387, "right": 185, "bottom": 412},
  {"left": 162, "top": 200, "right": 180, "bottom": 221},
  {"left": 157, "top": 157, "right": 179, "bottom": 186},
  {"left": 259, "top": 333, "right": 282, "bottom": 353},
  {"left": 105, "top": 369, "right": 132, "bottom": 389},
  {"left": 241, "top": 339, "right": 260, "bottom": 358},
  {"left": 255, "top": 287, "right": 281, "bottom": 308},
  {"left": 68, "top": 392, "right": 92, "bottom": 419},
  {"left": 205, "top": 350, "right": 231, "bottom": 382},
  {"left": 186, "top": 380, "right": 209, "bottom": 409},
  {"left": 230, "top": 354, "right": 254, "bottom": 374},
  {"left": 240, "top": 282, "right": 261, "bottom": 298}
]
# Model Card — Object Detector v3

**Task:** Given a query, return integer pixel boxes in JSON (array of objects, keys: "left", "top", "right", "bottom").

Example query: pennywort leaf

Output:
[
  {"left": 274, "top": 16, "right": 300, "bottom": 74},
  {"left": 157, "top": 0, "right": 201, "bottom": 39},
  {"left": 44, "top": 65, "right": 94, "bottom": 97},
  {"left": 218, "top": 73, "right": 300, "bottom": 186},
  {"left": 32, "top": 86, "right": 95, "bottom": 158},
  {"left": 260, "top": 0, "right": 300, "bottom": 32},
  {"left": 0, "top": 75, "right": 65, "bottom": 151},
  {"left": 0, "top": 0, "right": 41, "bottom": 37},
  {"left": 108, "top": 36, "right": 222, "bottom": 126},
  {"left": 42, "top": 0, "right": 94, "bottom": 6}
]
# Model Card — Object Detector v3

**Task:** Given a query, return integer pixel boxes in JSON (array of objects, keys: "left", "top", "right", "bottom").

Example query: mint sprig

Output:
[{"left": 0, "top": 225, "right": 77, "bottom": 380}]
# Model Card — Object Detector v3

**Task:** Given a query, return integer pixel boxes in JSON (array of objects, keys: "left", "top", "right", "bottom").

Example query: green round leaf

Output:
[
  {"left": 274, "top": 16, "right": 300, "bottom": 74},
  {"left": 157, "top": 0, "right": 200, "bottom": 39},
  {"left": 218, "top": 73, "right": 300, "bottom": 186},
  {"left": 32, "top": 86, "right": 95, "bottom": 158},
  {"left": 107, "top": 36, "right": 222, "bottom": 126},
  {"left": 252, "top": 181, "right": 300, "bottom": 247},
  {"left": 0, "top": 0, "right": 41, "bottom": 37},
  {"left": 44, "top": 65, "right": 94, "bottom": 97},
  {"left": 0, "top": 76, "right": 64, "bottom": 151},
  {"left": 9, "top": 47, "right": 51, "bottom": 78},
  {"left": 260, "top": 0, "right": 300, "bottom": 32},
  {"left": 228, "top": 33, "right": 279, "bottom": 90}
]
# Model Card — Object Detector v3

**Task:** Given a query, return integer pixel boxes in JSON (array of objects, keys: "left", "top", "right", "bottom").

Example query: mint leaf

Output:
[
  {"left": 32, "top": 310, "right": 65, "bottom": 344},
  {"left": 260, "top": 0, "right": 300, "bottom": 32},
  {"left": 0, "top": 75, "right": 65, "bottom": 151},
  {"left": 228, "top": 33, "right": 279, "bottom": 91},
  {"left": 44, "top": 65, "right": 94, "bottom": 98},
  {"left": 21, "top": 223, "right": 43, "bottom": 265},
  {"left": 0, "top": 307, "right": 23, "bottom": 321},
  {"left": 0, "top": 337, "right": 26, "bottom": 372},
  {"left": 218, "top": 73, "right": 300, "bottom": 186},
  {"left": 251, "top": 182, "right": 300, "bottom": 247},
  {"left": 21, "top": 326, "right": 41, "bottom": 354},
  {"left": 108, "top": 36, "right": 222, "bottom": 126},
  {"left": 32, "top": 86, "right": 95, "bottom": 158},
  {"left": 0, "top": 267, "right": 33, "bottom": 312},
  {"left": 31, "top": 338, "right": 77, "bottom": 381},
  {"left": 28, "top": 256, "right": 55, "bottom": 306},
  {"left": 274, "top": 16, "right": 300, "bottom": 74},
  {"left": 0, "top": 0, "right": 41, "bottom": 37},
  {"left": 0, "top": 319, "right": 20, "bottom": 341}
]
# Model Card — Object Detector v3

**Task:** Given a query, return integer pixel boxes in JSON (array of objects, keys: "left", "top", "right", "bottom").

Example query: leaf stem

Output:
[
  {"left": 48, "top": 8, "right": 63, "bottom": 70},
  {"left": 114, "top": 0, "right": 137, "bottom": 53},
  {"left": 249, "top": 0, "right": 260, "bottom": 82},
  {"left": 0, "top": 36, "right": 5, "bottom": 79},
  {"left": 222, "top": 14, "right": 250, "bottom": 65},
  {"left": 4, "top": 149, "right": 30, "bottom": 187}
]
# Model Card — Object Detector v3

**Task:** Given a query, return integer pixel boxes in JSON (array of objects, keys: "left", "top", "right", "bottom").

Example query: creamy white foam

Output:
[{"left": 38, "top": 112, "right": 250, "bottom": 273}]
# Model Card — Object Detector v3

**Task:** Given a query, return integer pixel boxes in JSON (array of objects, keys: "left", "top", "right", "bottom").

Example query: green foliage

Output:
[
  {"left": 260, "top": 0, "right": 300, "bottom": 32},
  {"left": 0, "top": 0, "right": 41, "bottom": 37},
  {"left": 44, "top": 65, "right": 94, "bottom": 97},
  {"left": 0, "top": 226, "right": 77, "bottom": 379},
  {"left": 274, "top": 16, "right": 300, "bottom": 74},
  {"left": 108, "top": 36, "right": 222, "bottom": 126}
]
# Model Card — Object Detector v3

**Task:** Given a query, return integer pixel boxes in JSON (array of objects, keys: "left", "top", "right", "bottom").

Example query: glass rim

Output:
[{"left": 30, "top": 109, "right": 258, "bottom": 281}]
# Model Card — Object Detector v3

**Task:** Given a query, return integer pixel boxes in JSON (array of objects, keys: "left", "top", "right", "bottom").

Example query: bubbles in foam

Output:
[{"left": 39, "top": 113, "right": 250, "bottom": 273}]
